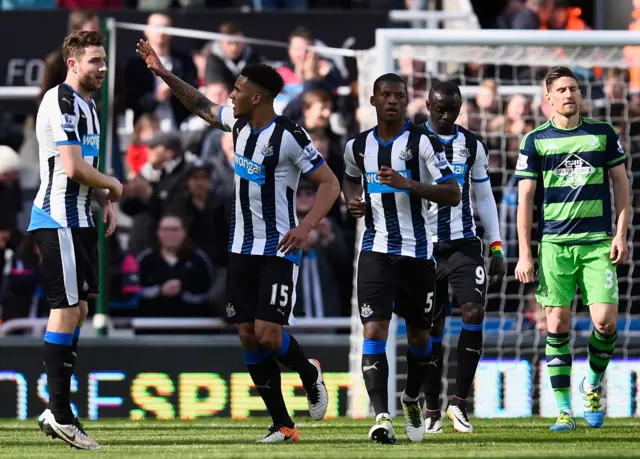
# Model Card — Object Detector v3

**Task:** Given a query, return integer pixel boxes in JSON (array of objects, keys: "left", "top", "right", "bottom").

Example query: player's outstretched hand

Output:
[
  {"left": 488, "top": 256, "right": 506, "bottom": 285},
  {"left": 377, "top": 165, "right": 409, "bottom": 189},
  {"left": 136, "top": 40, "right": 166, "bottom": 75},
  {"left": 347, "top": 197, "right": 365, "bottom": 218},
  {"left": 105, "top": 178, "right": 123, "bottom": 202},
  {"left": 514, "top": 257, "right": 534, "bottom": 284},
  {"left": 278, "top": 224, "right": 312, "bottom": 256},
  {"left": 102, "top": 201, "right": 117, "bottom": 238},
  {"left": 610, "top": 234, "right": 628, "bottom": 265}
]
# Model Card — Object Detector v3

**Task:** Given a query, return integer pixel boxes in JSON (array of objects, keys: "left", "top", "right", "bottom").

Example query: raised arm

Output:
[{"left": 136, "top": 40, "right": 224, "bottom": 129}]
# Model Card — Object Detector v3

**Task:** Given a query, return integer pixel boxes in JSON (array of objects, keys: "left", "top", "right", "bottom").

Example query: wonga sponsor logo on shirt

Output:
[{"left": 234, "top": 153, "right": 265, "bottom": 185}]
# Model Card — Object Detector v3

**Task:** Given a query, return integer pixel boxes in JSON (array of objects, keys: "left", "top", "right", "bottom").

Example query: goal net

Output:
[{"left": 349, "top": 29, "right": 640, "bottom": 419}]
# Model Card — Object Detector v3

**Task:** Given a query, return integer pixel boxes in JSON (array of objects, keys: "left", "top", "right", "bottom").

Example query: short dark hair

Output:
[
  {"left": 62, "top": 30, "right": 104, "bottom": 62},
  {"left": 545, "top": 66, "right": 578, "bottom": 92},
  {"left": 373, "top": 73, "right": 407, "bottom": 94},
  {"left": 429, "top": 80, "right": 461, "bottom": 99},
  {"left": 240, "top": 63, "right": 284, "bottom": 99},
  {"left": 289, "top": 26, "right": 313, "bottom": 42},
  {"left": 219, "top": 22, "right": 242, "bottom": 35}
]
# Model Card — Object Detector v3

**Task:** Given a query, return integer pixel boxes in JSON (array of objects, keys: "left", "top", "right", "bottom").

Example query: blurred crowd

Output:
[
  {"left": 0, "top": 0, "right": 639, "bottom": 335},
  {"left": 0, "top": 0, "right": 415, "bottom": 10}
]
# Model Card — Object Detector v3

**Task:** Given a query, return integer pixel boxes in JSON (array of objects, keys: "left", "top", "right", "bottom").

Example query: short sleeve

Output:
[
  {"left": 343, "top": 140, "right": 361, "bottom": 180},
  {"left": 50, "top": 93, "right": 80, "bottom": 145},
  {"left": 605, "top": 125, "right": 626, "bottom": 168},
  {"left": 287, "top": 131, "right": 325, "bottom": 175},
  {"left": 470, "top": 140, "right": 490, "bottom": 183},
  {"left": 420, "top": 135, "right": 455, "bottom": 184},
  {"left": 514, "top": 132, "right": 540, "bottom": 179},
  {"left": 217, "top": 106, "right": 237, "bottom": 132}
]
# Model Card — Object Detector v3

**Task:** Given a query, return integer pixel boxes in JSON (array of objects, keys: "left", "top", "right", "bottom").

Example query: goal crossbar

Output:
[{"left": 375, "top": 28, "right": 640, "bottom": 75}]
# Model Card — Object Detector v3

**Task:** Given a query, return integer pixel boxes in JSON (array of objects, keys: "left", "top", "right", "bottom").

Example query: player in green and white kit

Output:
[{"left": 515, "top": 67, "right": 630, "bottom": 432}]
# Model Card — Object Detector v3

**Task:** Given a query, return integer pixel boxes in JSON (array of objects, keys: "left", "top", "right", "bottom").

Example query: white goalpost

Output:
[{"left": 350, "top": 28, "right": 640, "bottom": 419}]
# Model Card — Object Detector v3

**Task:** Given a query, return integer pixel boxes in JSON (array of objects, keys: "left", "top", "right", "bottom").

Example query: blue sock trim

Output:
[
  {"left": 44, "top": 330, "right": 74, "bottom": 346},
  {"left": 276, "top": 331, "right": 291, "bottom": 358},
  {"left": 73, "top": 326, "right": 81, "bottom": 340},
  {"left": 408, "top": 340, "right": 432, "bottom": 359},
  {"left": 431, "top": 335, "right": 443, "bottom": 343},
  {"left": 244, "top": 349, "right": 270, "bottom": 365},
  {"left": 363, "top": 339, "right": 386, "bottom": 355},
  {"left": 461, "top": 322, "right": 483, "bottom": 332}
]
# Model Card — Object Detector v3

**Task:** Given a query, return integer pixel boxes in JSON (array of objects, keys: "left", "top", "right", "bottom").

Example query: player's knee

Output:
[
  {"left": 363, "top": 321, "right": 389, "bottom": 341},
  {"left": 593, "top": 319, "right": 616, "bottom": 336},
  {"left": 50, "top": 305, "right": 81, "bottom": 327},
  {"left": 255, "top": 324, "right": 282, "bottom": 352},
  {"left": 238, "top": 324, "right": 259, "bottom": 349},
  {"left": 407, "top": 332, "right": 430, "bottom": 348},
  {"left": 461, "top": 303, "right": 484, "bottom": 325},
  {"left": 545, "top": 307, "right": 571, "bottom": 333}
]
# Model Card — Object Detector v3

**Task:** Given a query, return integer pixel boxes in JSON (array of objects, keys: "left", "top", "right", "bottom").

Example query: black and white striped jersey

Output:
[
  {"left": 218, "top": 106, "right": 325, "bottom": 265},
  {"left": 424, "top": 122, "right": 490, "bottom": 242},
  {"left": 28, "top": 83, "right": 100, "bottom": 231},
  {"left": 344, "top": 121, "right": 454, "bottom": 259}
]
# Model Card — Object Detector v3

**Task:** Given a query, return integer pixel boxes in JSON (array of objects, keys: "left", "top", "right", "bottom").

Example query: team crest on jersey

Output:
[
  {"left": 261, "top": 143, "right": 274, "bottom": 157},
  {"left": 360, "top": 303, "right": 373, "bottom": 318},
  {"left": 398, "top": 148, "right": 413, "bottom": 161},
  {"left": 552, "top": 154, "right": 595, "bottom": 189},
  {"left": 226, "top": 303, "right": 237, "bottom": 318},
  {"left": 454, "top": 146, "right": 471, "bottom": 158}
]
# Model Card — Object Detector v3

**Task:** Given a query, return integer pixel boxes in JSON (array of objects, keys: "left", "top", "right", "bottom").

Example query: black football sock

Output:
[
  {"left": 424, "top": 336, "right": 443, "bottom": 411},
  {"left": 455, "top": 322, "right": 483, "bottom": 400},
  {"left": 44, "top": 330, "right": 74, "bottom": 424},
  {"left": 362, "top": 339, "right": 389, "bottom": 415},
  {"left": 245, "top": 349, "right": 294, "bottom": 428},
  {"left": 273, "top": 331, "right": 318, "bottom": 388},
  {"left": 404, "top": 339, "right": 433, "bottom": 399}
]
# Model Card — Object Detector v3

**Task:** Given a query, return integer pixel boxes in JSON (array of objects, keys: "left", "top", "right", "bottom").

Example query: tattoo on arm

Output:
[{"left": 161, "top": 72, "right": 222, "bottom": 128}]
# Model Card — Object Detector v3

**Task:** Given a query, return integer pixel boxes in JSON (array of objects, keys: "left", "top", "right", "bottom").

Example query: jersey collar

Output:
[
  {"left": 373, "top": 120, "right": 411, "bottom": 147},
  {"left": 425, "top": 121, "right": 459, "bottom": 144},
  {"left": 550, "top": 116, "right": 583, "bottom": 131}
]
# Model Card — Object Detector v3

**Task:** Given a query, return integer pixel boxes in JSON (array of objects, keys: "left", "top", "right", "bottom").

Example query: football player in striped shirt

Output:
[
  {"left": 137, "top": 41, "right": 340, "bottom": 443},
  {"left": 343, "top": 73, "right": 461, "bottom": 443},
  {"left": 35, "top": 31, "right": 123, "bottom": 450},
  {"left": 515, "top": 67, "right": 630, "bottom": 431},
  {"left": 421, "top": 81, "right": 505, "bottom": 434}
]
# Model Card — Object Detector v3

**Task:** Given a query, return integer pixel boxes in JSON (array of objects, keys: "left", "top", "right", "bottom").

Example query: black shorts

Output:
[
  {"left": 33, "top": 227, "right": 99, "bottom": 309},
  {"left": 357, "top": 251, "right": 436, "bottom": 329},
  {"left": 433, "top": 238, "right": 487, "bottom": 322},
  {"left": 225, "top": 254, "right": 299, "bottom": 326}
]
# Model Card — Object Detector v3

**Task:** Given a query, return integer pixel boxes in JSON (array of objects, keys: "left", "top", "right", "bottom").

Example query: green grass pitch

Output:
[{"left": 1, "top": 418, "right": 639, "bottom": 458}]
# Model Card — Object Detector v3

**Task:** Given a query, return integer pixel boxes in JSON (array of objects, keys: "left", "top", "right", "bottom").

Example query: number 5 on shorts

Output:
[
  {"left": 425, "top": 291, "right": 433, "bottom": 314},
  {"left": 270, "top": 283, "right": 289, "bottom": 306}
]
